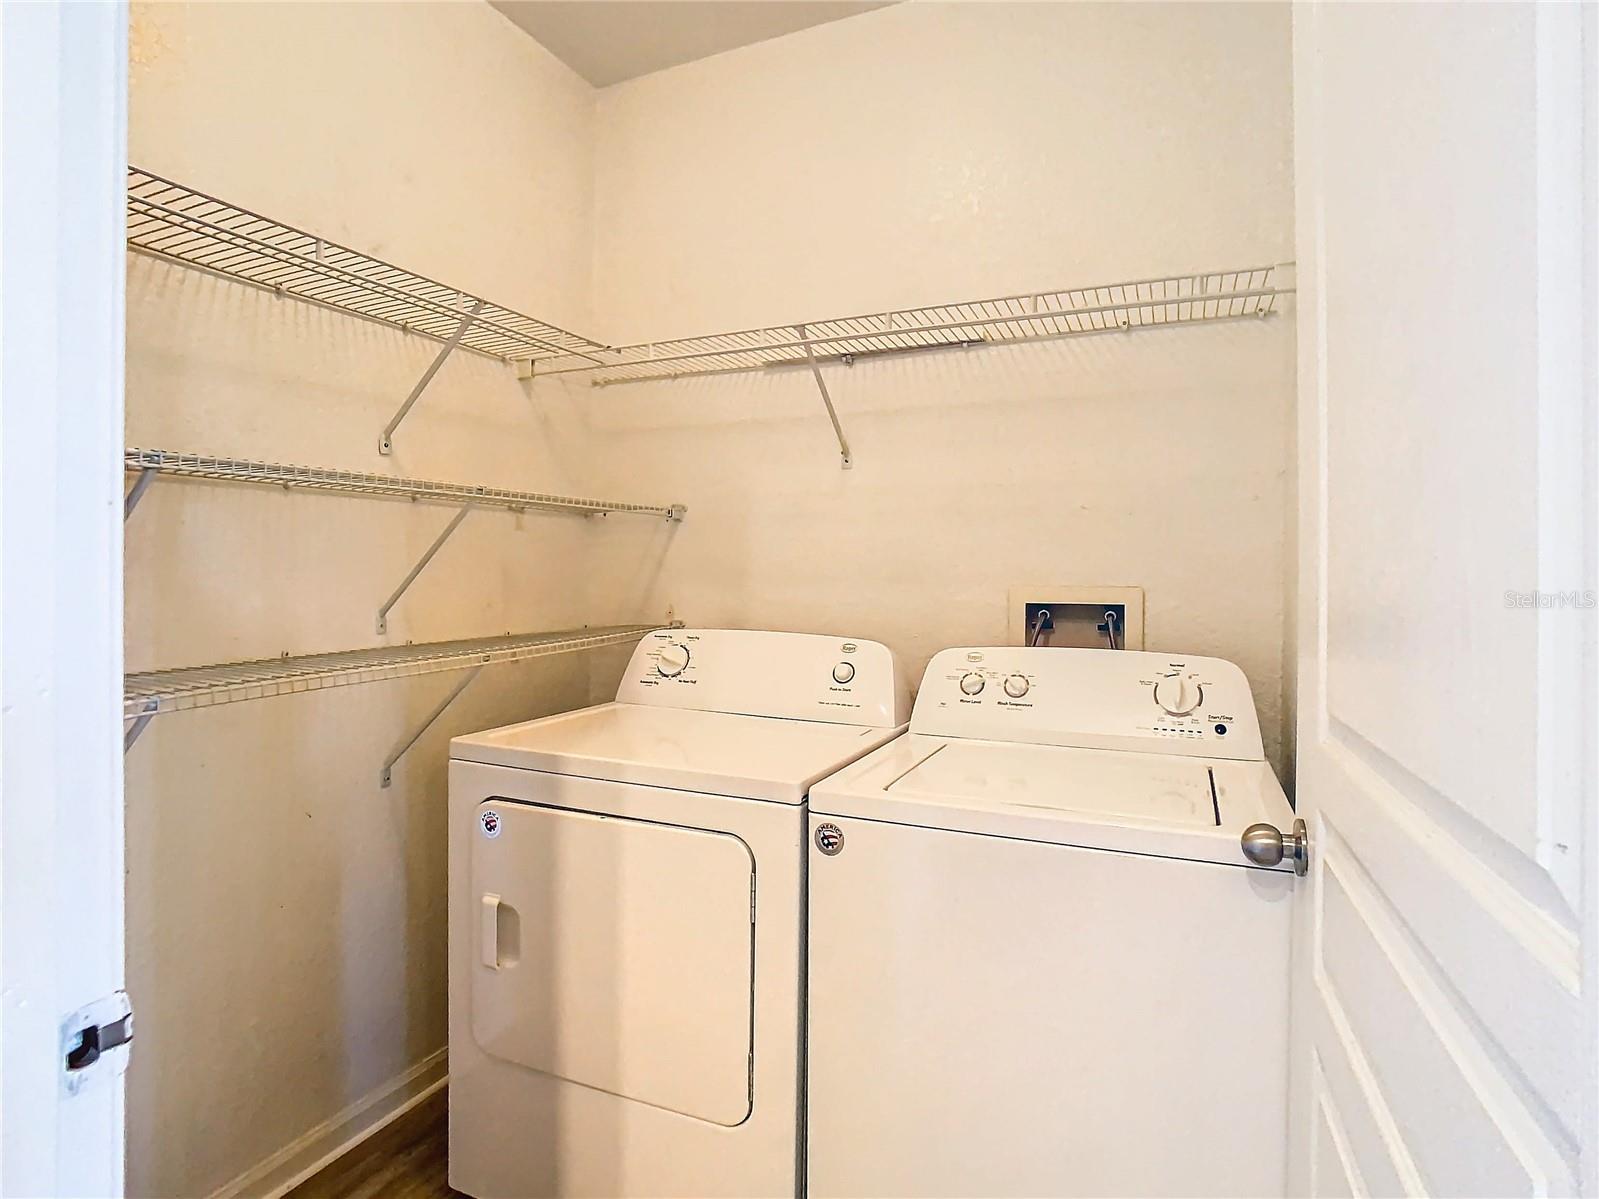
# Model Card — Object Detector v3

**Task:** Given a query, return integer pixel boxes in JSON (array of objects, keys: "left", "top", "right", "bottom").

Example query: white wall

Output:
[
  {"left": 581, "top": 1, "right": 1298, "bottom": 770},
  {"left": 123, "top": 5, "right": 630, "bottom": 1196},
  {"left": 124, "top": 3, "right": 1297, "bottom": 1194}
]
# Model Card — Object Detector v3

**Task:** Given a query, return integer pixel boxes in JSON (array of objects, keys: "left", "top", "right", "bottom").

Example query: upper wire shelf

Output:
[
  {"left": 542, "top": 266, "right": 1291, "bottom": 386},
  {"left": 125, "top": 447, "right": 684, "bottom": 520},
  {"left": 126, "top": 166, "right": 612, "bottom": 365},
  {"left": 124, "top": 624, "right": 664, "bottom": 720}
]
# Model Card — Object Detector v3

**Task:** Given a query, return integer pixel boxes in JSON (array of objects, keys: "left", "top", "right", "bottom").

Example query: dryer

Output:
[
  {"left": 806, "top": 646, "right": 1298, "bottom": 1198},
  {"left": 448, "top": 628, "right": 908, "bottom": 1199}
]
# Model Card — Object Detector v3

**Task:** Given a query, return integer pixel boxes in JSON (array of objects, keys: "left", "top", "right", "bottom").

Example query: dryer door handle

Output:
[{"left": 480, "top": 893, "right": 502, "bottom": 969}]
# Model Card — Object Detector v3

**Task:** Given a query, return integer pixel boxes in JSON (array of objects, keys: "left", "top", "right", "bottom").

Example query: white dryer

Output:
[
  {"left": 806, "top": 646, "right": 1299, "bottom": 1199},
  {"left": 448, "top": 628, "right": 908, "bottom": 1199}
]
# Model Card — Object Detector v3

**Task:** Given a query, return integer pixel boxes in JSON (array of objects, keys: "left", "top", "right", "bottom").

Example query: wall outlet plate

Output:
[{"left": 1008, "top": 585, "right": 1145, "bottom": 650}]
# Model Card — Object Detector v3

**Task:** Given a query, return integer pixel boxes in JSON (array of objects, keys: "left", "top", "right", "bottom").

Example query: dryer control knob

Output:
[
  {"left": 1003, "top": 674, "right": 1030, "bottom": 699},
  {"left": 656, "top": 643, "right": 690, "bottom": 677},
  {"left": 1154, "top": 674, "right": 1202, "bottom": 716},
  {"left": 960, "top": 672, "right": 986, "bottom": 696}
]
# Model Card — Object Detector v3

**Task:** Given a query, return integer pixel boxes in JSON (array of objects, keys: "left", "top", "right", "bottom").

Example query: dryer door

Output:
[{"left": 471, "top": 798, "right": 755, "bottom": 1126}]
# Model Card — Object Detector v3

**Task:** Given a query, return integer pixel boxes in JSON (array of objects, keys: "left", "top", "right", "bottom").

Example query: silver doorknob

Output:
[{"left": 1240, "top": 819, "right": 1309, "bottom": 876}]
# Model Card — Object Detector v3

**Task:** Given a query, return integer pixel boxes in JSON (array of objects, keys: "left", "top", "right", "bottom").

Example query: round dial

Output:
[
  {"left": 1003, "top": 674, "right": 1030, "bottom": 699},
  {"left": 832, "top": 661, "right": 856, "bottom": 684},
  {"left": 1153, "top": 674, "right": 1202, "bottom": 716},
  {"left": 656, "top": 643, "right": 690, "bottom": 677},
  {"left": 960, "top": 672, "right": 986, "bottom": 696}
]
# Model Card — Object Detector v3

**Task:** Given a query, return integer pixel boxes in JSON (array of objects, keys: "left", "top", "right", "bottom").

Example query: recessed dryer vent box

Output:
[{"left": 1008, "top": 586, "right": 1145, "bottom": 650}]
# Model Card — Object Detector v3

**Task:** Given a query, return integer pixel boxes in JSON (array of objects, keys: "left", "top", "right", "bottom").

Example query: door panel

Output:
[
  {"left": 1319, "top": 843, "right": 1564, "bottom": 1195},
  {"left": 1311, "top": 1048, "right": 1403, "bottom": 1199},
  {"left": 470, "top": 799, "right": 755, "bottom": 1127},
  {"left": 1292, "top": 3, "right": 1596, "bottom": 1196},
  {"left": 1311, "top": 1089, "right": 1361, "bottom": 1199}
]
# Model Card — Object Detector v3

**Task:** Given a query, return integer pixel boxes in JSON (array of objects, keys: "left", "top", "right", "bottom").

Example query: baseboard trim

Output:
[{"left": 207, "top": 1048, "right": 448, "bottom": 1199}]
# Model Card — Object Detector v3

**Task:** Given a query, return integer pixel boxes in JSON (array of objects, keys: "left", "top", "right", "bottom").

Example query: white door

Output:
[
  {"left": 1291, "top": 4, "right": 1596, "bottom": 1196},
  {"left": 0, "top": 2, "right": 129, "bottom": 1196}
]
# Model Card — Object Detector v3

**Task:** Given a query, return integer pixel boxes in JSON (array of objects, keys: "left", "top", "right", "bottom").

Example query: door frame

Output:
[{"left": 0, "top": 2, "right": 130, "bottom": 1195}]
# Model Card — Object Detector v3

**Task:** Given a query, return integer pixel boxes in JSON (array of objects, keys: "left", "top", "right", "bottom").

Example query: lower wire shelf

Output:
[
  {"left": 124, "top": 622, "right": 673, "bottom": 777},
  {"left": 124, "top": 623, "right": 664, "bottom": 722}
]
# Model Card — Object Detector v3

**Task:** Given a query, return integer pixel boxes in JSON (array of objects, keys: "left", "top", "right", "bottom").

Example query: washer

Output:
[
  {"left": 448, "top": 628, "right": 907, "bottom": 1199},
  {"left": 807, "top": 646, "right": 1297, "bottom": 1199}
]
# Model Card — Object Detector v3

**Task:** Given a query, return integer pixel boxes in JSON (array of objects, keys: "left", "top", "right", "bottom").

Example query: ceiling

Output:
[{"left": 490, "top": 1, "right": 896, "bottom": 88}]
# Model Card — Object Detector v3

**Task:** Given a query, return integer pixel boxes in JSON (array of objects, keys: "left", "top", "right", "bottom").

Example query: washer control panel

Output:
[
  {"left": 618, "top": 628, "right": 910, "bottom": 728},
  {"left": 913, "top": 647, "right": 1264, "bottom": 760}
]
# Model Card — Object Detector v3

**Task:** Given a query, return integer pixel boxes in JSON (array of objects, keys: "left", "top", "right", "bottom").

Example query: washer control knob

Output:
[
  {"left": 1003, "top": 674, "right": 1030, "bottom": 699},
  {"left": 656, "top": 642, "right": 690, "bottom": 677},
  {"left": 832, "top": 661, "right": 856, "bottom": 685},
  {"left": 1153, "top": 674, "right": 1202, "bottom": 716},
  {"left": 960, "top": 672, "right": 986, "bottom": 696}
]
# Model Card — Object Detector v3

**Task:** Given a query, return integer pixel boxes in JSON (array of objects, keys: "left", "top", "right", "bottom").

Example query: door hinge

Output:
[
  {"left": 61, "top": 991, "right": 133, "bottom": 1096},
  {"left": 750, "top": 876, "right": 757, "bottom": 923}
]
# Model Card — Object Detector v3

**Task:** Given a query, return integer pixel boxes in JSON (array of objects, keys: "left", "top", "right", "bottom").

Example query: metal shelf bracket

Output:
[
  {"left": 797, "top": 323, "right": 853, "bottom": 469},
  {"left": 123, "top": 699, "right": 158, "bottom": 753},
  {"left": 380, "top": 297, "right": 486, "bottom": 455},
  {"left": 380, "top": 665, "right": 483, "bottom": 787},
  {"left": 377, "top": 503, "right": 474, "bottom": 634},
  {"left": 124, "top": 467, "right": 157, "bottom": 520}
]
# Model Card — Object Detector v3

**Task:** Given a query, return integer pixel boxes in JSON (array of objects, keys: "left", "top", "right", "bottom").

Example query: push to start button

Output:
[{"left": 832, "top": 661, "right": 856, "bottom": 684}]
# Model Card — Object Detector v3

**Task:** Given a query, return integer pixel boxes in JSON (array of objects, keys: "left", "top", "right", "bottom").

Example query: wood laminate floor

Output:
[{"left": 287, "top": 1088, "right": 462, "bottom": 1199}]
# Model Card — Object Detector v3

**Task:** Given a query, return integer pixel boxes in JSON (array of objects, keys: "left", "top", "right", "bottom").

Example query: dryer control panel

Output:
[
  {"left": 913, "top": 647, "right": 1264, "bottom": 760},
  {"left": 618, "top": 628, "right": 910, "bottom": 728}
]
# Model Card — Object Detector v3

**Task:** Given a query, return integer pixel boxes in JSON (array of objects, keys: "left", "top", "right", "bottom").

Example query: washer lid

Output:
[
  {"left": 888, "top": 741, "right": 1219, "bottom": 829},
  {"left": 809, "top": 734, "right": 1296, "bottom": 869},
  {"left": 451, "top": 702, "right": 904, "bottom": 804}
]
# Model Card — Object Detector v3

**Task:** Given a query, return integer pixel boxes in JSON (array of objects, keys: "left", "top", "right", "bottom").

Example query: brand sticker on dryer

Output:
[{"left": 479, "top": 810, "right": 503, "bottom": 839}]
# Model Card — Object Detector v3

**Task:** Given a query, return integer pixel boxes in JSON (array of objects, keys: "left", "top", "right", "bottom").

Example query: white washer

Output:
[
  {"left": 448, "top": 628, "right": 908, "bottom": 1199},
  {"left": 807, "top": 646, "right": 1297, "bottom": 1199}
]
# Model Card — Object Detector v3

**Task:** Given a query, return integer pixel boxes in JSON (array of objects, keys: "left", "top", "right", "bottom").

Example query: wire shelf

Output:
[
  {"left": 127, "top": 166, "right": 613, "bottom": 365},
  {"left": 124, "top": 624, "right": 666, "bottom": 719},
  {"left": 543, "top": 266, "right": 1291, "bottom": 385},
  {"left": 125, "top": 447, "right": 684, "bottom": 520}
]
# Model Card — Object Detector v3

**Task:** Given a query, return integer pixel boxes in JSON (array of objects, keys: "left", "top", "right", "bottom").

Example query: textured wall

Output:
[
  {"left": 124, "top": 5, "right": 625, "bottom": 1195},
  {"left": 581, "top": 1, "right": 1298, "bottom": 772},
  {"left": 125, "top": 3, "right": 1297, "bottom": 1194}
]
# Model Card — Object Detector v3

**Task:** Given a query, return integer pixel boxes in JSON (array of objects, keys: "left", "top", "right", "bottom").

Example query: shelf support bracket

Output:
[
  {"left": 380, "top": 297, "right": 485, "bottom": 455},
  {"left": 377, "top": 503, "right": 474, "bottom": 634},
  {"left": 381, "top": 665, "right": 484, "bottom": 787},
  {"left": 124, "top": 467, "right": 157, "bottom": 520},
  {"left": 123, "top": 700, "right": 158, "bottom": 753},
  {"left": 797, "top": 323, "right": 853, "bottom": 469}
]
